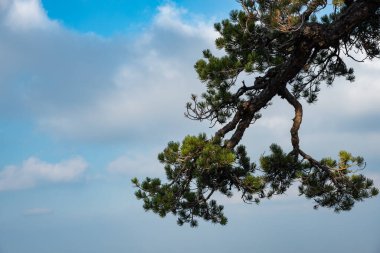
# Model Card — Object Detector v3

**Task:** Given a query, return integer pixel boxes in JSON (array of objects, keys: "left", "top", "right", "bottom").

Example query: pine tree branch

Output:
[
  {"left": 278, "top": 87, "right": 303, "bottom": 155},
  {"left": 218, "top": 0, "right": 380, "bottom": 149}
]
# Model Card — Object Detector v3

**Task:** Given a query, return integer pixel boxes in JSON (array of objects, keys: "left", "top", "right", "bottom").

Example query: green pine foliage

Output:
[
  {"left": 133, "top": 0, "right": 380, "bottom": 226},
  {"left": 132, "top": 134, "right": 264, "bottom": 226},
  {"left": 299, "top": 151, "right": 378, "bottom": 212},
  {"left": 133, "top": 141, "right": 378, "bottom": 226}
]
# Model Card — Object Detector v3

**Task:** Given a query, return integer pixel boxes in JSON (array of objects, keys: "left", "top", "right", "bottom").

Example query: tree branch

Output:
[
  {"left": 216, "top": 0, "right": 380, "bottom": 149},
  {"left": 278, "top": 87, "right": 303, "bottom": 155}
]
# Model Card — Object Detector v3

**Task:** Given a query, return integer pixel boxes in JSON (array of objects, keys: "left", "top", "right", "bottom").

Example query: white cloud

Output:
[
  {"left": 154, "top": 4, "right": 217, "bottom": 41},
  {"left": 23, "top": 208, "right": 54, "bottom": 216},
  {"left": 2, "top": 0, "right": 57, "bottom": 30},
  {"left": 0, "top": 1, "right": 217, "bottom": 142},
  {"left": 0, "top": 157, "right": 88, "bottom": 191}
]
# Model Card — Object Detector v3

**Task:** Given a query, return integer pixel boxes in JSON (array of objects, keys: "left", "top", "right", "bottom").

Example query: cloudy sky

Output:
[{"left": 0, "top": 1, "right": 379, "bottom": 252}]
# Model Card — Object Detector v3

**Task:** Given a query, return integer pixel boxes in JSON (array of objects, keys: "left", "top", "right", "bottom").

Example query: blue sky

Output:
[{"left": 0, "top": 1, "right": 379, "bottom": 252}]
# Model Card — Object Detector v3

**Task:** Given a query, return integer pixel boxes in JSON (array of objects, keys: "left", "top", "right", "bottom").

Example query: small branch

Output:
[
  {"left": 278, "top": 88, "right": 303, "bottom": 156},
  {"left": 298, "top": 149, "right": 339, "bottom": 185},
  {"left": 225, "top": 113, "right": 256, "bottom": 149},
  {"left": 215, "top": 108, "right": 243, "bottom": 139},
  {"left": 303, "top": 0, "right": 327, "bottom": 22}
]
